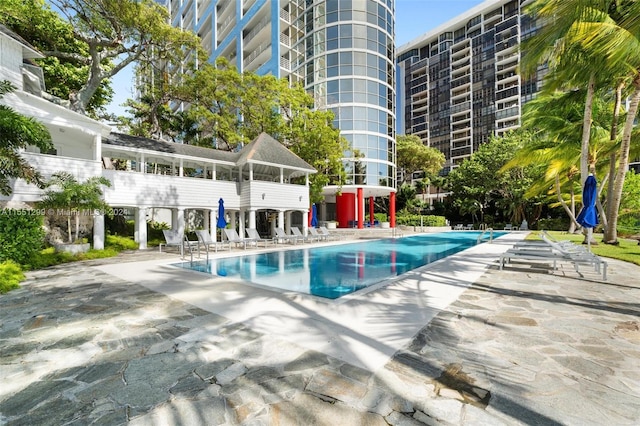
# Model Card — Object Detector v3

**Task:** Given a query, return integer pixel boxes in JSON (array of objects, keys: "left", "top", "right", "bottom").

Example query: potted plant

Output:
[{"left": 40, "top": 172, "right": 111, "bottom": 253}]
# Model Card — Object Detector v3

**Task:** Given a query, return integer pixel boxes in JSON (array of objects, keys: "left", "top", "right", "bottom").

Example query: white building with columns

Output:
[{"left": 0, "top": 25, "right": 316, "bottom": 250}]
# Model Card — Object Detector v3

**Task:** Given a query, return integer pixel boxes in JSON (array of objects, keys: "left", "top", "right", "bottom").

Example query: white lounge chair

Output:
[
  {"left": 291, "top": 226, "right": 319, "bottom": 243},
  {"left": 223, "top": 228, "right": 251, "bottom": 249},
  {"left": 500, "top": 236, "right": 607, "bottom": 280},
  {"left": 275, "top": 227, "right": 302, "bottom": 244},
  {"left": 160, "top": 230, "right": 199, "bottom": 259},
  {"left": 308, "top": 227, "right": 326, "bottom": 241},
  {"left": 195, "top": 230, "right": 229, "bottom": 256},
  {"left": 246, "top": 228, "right": 276, "bottom": 247},
  {"left": 319, "top": 226, "right": 337, "bottom": 241}
]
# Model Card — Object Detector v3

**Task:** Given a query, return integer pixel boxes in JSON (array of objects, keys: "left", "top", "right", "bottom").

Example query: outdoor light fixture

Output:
[{"left": 262, "top": 193, "right": 266, "bottom": 199}]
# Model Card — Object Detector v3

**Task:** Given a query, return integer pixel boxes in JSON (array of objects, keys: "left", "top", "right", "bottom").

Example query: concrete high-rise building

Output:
[
  {"left": 161, "top": 0, "right": 397, "bottom": 228},
  {"left": 396, "top": 0, "right": 542, "bottom": 174}
]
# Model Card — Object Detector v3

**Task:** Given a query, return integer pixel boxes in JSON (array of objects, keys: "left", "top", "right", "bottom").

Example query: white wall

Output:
[
  {"left": 0, "top": 35, "right": 23, "bottom": 89},
  {"left": 103, "top": 170, "right": 240, "bottom": 209},
  {"left": 2, "top": 153, "right": 101, "bottom": 202}
]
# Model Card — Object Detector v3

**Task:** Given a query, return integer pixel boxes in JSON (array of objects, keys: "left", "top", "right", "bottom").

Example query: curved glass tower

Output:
[
  {"left": 297, "top": 0, "right": 396, "bottom": 227},
  {"left": 162, "top": 0, "right": 396, "bottom": 227}
]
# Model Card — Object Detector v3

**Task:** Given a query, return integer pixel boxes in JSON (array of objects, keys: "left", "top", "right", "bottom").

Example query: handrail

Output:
[{"left": 477, "top": 228, "right": 494, "bottom": 244}]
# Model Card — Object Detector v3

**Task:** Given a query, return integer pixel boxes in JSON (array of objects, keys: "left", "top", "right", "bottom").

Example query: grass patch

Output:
[
  {"left": 0, "top": 260, "right": 25, "bottom": 294},
  {"left": 528, "top": 231, "right": 640, "bottom": 266}
]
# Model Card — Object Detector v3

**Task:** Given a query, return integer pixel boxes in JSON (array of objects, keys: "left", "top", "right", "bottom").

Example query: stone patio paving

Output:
[{"left": 1, "top": 236, "right": 639, "bottom": 425}]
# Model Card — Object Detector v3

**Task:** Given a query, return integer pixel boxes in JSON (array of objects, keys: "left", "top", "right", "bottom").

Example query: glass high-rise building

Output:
[
  {"left": 161, "top": 0, "right": 397, "bottom": 228},
  {"left": 396, "top": 0, "right": 542, "bottom": 175}
]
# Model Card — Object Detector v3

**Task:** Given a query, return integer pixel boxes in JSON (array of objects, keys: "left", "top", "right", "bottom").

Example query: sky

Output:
[{"left": 106, "top": 0, "right": 488, "bottom": 117}]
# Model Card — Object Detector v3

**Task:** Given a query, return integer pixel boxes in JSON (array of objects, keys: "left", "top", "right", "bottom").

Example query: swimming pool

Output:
[{"left": 173, "top": 231, "right": 502, "bottom": 299}]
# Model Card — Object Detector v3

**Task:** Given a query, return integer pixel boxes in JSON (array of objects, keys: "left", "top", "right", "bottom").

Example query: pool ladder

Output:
[{"left": 477, "top": 228, "right": 494, "bottom": 244}]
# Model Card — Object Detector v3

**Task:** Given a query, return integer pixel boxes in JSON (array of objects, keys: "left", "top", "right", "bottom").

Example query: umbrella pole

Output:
[{"left": 587, "top": 227, "right": 592, "bottom": 252}]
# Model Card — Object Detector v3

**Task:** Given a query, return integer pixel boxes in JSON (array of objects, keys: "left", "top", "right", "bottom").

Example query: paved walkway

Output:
[{"left": 1, "top": 234, "right": 639, "bottom": 425}]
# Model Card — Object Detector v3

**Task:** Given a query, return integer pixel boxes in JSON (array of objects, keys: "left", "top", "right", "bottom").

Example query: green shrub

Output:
[
  {"left": 396, "top": 214, "right": 446, "bottom": 227},
  {"left": 537, "top": 218, "right": 571, "bottom": 231},
  {"left": 25, "top": 246, "right": 122, "bottom": 270},
  {"left": 105, "top": 234, "right": 139, "bottom": 251},
  {"left": 374, "top": 213, "right": 388, "bottom": 222},
  {"left": 25, "top": 247, "right": 74, "bottom": 270},
  {"left": 148, "top": 221, "right": 169, "bottom": 241},
  {"left": 24, "top": 235, "right": 134, "bottom": 270},
  {"left": 618, "top": 212, "right": 640, "bottom": 237},
  {"left": 0, "top": 211, "right": 45, "bottom": 265},
  {"left": 75, "top": 248, "right": 120, "bottom": 260},
  {"left": 0, "top": 260, "right": 25, "bottom": 293}
]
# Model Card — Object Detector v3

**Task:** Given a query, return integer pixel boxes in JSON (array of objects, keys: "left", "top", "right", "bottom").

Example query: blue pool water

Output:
[{"left": 174, "top": 231, "right": 502, "bottom": 299}]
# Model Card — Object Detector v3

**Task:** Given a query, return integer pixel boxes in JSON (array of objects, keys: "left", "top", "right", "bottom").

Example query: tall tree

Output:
[
  {"left": 507, "top": 90, "right": 618, "bottom": 232},
  {"left": 0, "top": 81, "right": 53, "bottom": 196},
  {"left": 448, "top": 132, "right": 544, "bottom": 226},
  {"left": 3, "top": 0, "right": 201, "bottom": 115},
  {"left": 39, "top": 172, "right": 111, "bottom": 243},
  {"left": 523, "top": 0, "right": 640, "bottom": 244},
  {"left": 171, "top": 59, "right": 348, "bottom": 203},
  {"left": 522, "top": 1, "right": 612, "bottom": 185},
  {"left": 396, "top": 134, "right": 445, "bottom": 184},
  {"left": 0, "top": 0, "right": 113, "bottom": 118}
]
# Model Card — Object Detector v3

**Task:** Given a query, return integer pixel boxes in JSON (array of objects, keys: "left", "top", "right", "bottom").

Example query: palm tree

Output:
[
  {"left": 40, "top": 172, "right": 111, "bottom": 244},
  {"left": 522, "top": 0, "right": 640, "bottom": 244},
  {"left": 0, "top": 81, "right": 53, "bottom": 195},
  {"left": 521, "top": 1, "right": 609, "bottom": 184},
  {"left": 505, "top": 90, "right": 615, "bottom": 233}
]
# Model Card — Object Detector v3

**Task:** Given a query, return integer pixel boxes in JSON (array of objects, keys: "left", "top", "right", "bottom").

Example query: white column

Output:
[
  {"left": 136, "top": 207, "right": 147, "bottom": 250},
  {"left": 303, "top": 209, "right": 309, "bottom": 236},
  {"left": 212, "top": 164, "right": 216, "bottom": 180},
  {"left": 93, "top": 134, "right": 102, "bottom": 162},
  {"left": 249, "top": 163, "right": 253, "bottom": 181},
  {"left": 140, "top": 153, "right": 146, "bottom": 173},
  {"left": 93, "top": 212, "right": 105, "bottom": 250},
  {"left": 280, "top": 168, "right": 284, "bottom": 184},
  {"left": 285, "top": 211, "right": 292, "bottom": 234},
  {"left": 248, "top": 209, "right": 256, "bottom": 230},
  {"left": 179, "top": 159, "right": 184, "bottom": 177},
  {"left": 203, "top": 210, "right": 210, "bottom": 233},
  {"left": 277, "top": 210, "right": 285, "bottom": 230},
  {"left": 210, "top": 209, "right": 217, "bottom": 242},
  {"left": 171, "top": 208, "right": 178, "bottom": 230},
  {"left": 176, "top": 208, "right": 185, "bottom": 236},
  {"left": 134, "top": 211, "right": 140, "bottom": 243}
]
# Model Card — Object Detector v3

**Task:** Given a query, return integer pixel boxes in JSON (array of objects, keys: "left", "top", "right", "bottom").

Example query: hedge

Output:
[
  {"left": 0, "top": 210, "right": 45, "bottom": 265},
  {"left": 396, "top": 214, "right": 447, "bottom": 227}
]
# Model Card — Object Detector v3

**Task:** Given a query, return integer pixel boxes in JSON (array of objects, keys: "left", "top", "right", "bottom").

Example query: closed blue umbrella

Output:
[
  {"left": 576, "top": 174, "right": 598, "bottom": 251},
  {"left": 216, "top": 198, "right": 227, "bottom": 229},
  {"left": 311, "top": 203, "right": 318, "bottom": 227}
]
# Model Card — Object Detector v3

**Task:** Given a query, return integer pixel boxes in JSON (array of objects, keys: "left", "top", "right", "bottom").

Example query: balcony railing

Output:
[
  {"left": 279, "top": 33, "right": 290, "bottom": 47},
  {"left": 280, "top": 57, "right": 291, "bottom": 71},
  {"left": 244, "top": 15, "right": 270, "bottom": 45}
]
